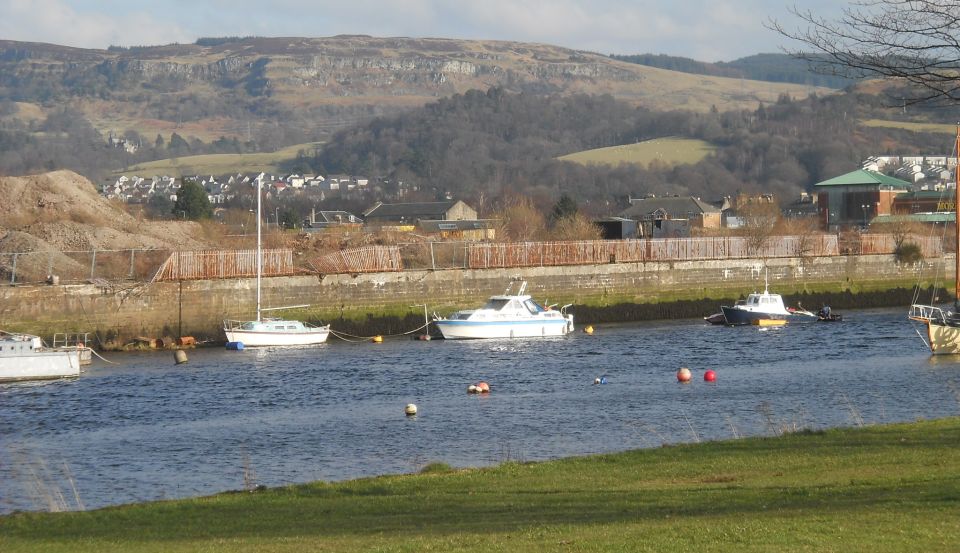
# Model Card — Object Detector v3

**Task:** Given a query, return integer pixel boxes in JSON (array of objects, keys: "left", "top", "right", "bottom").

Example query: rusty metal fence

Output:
[
  {"left": 0, "top": 233, "right": 945, "bottom": 283},
  {"left": 152, "top": 249, "right": 298, "bottom": 281},
  {"left": 309, "top": 246, "right": 403, "bottom": 274}
]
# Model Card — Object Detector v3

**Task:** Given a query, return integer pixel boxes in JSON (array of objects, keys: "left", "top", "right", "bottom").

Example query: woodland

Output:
[{"left": 3, "top": 83, "right": 960, "bottom": 221}]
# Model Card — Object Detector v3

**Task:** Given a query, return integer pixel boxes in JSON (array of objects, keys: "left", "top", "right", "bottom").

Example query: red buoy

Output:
[
  {"left": 704, "top": 370, "right": 716, "bottom": 382},
  {"left": 677, "top": 367, "right": 692, "bottom": 383},
  {"left": 477, "top": 381, "right": 490, "bottom": 393}
]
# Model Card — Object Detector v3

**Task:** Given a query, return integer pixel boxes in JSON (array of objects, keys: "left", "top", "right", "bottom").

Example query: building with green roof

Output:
[{"left": 814, "top": 169, "right": 913, "bottom": 229}]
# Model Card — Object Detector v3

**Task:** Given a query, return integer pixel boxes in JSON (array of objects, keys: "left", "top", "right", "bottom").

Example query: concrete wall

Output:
[{"left": 0, "top": 254, "right": 948, "bottom": 341}]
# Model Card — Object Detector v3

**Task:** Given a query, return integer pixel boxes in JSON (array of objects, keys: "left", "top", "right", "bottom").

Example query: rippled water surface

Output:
[{"left": 3, "top": 307, "right": 960, "bottom": 513}]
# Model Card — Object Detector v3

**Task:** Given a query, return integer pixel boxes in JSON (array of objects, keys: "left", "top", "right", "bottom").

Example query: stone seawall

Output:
[{"left": 0, "top": 254, "right": 948, "bottom": 343}]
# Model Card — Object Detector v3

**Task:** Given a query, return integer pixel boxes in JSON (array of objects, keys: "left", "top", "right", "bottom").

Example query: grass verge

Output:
[{"left": 2, "top": 418, "right": 959, "bottom": 552}]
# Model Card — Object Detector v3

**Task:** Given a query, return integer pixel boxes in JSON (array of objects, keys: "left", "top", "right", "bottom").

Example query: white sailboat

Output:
[
  {"left": 908, "top": 126, "right": 960, "bottom": 354},
  {"left": 223, "top": 174, "right": 330, "bottom": 347}
]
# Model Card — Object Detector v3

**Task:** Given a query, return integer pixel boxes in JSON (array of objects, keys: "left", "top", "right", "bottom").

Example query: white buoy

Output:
[
  {"left": 467, "top": 384, "right": 478, "bottom": 394},
  {"left": 174, "top": 349, "right": 188, "bottom": 365},
  {"left": 404, "top": 403, "right": 418, "bottom": 416}
]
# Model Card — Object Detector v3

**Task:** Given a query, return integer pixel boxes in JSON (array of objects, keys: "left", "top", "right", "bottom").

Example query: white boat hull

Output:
[
  {"left": 435, "top": 319, "right": 572, "bottom": 339},
  {"left": 0, "top": 350, "right": 82, "bottom": 382},
  {"left": 224, "top": 328, "right": 330, "bottom": 347}
]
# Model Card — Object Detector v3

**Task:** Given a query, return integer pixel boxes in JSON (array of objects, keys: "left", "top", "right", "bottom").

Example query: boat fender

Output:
[{"left": 226, "top": 341, "right": 245, "bottom": 351}]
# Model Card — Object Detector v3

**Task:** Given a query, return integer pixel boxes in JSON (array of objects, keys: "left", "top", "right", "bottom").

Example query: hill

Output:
[
  {"left": 0, "top": 36, "right": 831, "bottom": 147},
  {"left": 0, "top": 171, "right": 210, "bottom": 281},
  {"left": 611, "top": 52, "right": 855, "bottom": 89}
]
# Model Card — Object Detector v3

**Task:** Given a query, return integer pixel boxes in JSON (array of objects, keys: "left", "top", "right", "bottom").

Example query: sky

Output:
[{"left": 0, "top": 0, "right": 847, "bottom": 62}]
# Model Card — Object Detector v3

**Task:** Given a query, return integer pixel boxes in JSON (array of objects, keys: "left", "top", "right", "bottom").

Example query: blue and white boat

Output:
[{"left": 434, "top": 281, "right": 573, "bottom": 339}]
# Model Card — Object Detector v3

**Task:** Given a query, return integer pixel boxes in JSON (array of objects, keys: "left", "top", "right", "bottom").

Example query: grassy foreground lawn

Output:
[{"left": 2, "top": 418, "right": 959, "bottom": 552}]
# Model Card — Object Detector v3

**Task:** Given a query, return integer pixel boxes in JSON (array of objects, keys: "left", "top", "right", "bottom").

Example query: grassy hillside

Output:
[
  {"left": 2, "top": 417, "right": 959, "bottom": 552},
  {"left": 860, "top": 119, "right": 957, "bottom": 135},
  {"left": 557, "top": 137, "right": 717, "bottom": 167},
  {"left": 110, "top": 142, "right": 321, "bottom": 177}
]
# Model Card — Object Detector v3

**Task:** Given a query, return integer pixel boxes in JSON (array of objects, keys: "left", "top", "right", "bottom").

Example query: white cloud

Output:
[{"left": 0, "top": 0, "right": 191, "bottom": 48}]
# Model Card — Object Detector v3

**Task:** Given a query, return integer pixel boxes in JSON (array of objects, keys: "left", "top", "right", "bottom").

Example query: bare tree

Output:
[
  {"left": 739, "top": 201, "right": 781, "bottom": 256},
  {"left": 770, "top": 1, "right": 960, "bottom": 106}
]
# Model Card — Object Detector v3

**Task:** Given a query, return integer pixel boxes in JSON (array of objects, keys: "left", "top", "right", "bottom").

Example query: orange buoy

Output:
[
  {"left": 677, "top": 367, "right": 692, "bottom": 383},
  {"left": 371, "top": 335, "right": 383, "bottom": 343},
  {"left": 704, "top": 370, "right": 716, "bottom": 382},
  {"left": 584, "top": 325, "right": 595, "bottom": 335},
  {"left": 477, "top": 381, "right": 490, "bottom": 393}
]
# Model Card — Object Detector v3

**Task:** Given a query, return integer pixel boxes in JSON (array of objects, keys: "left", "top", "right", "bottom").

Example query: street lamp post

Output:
[{"left": 861, "top": 204, "right": 868, "bottom": 228}]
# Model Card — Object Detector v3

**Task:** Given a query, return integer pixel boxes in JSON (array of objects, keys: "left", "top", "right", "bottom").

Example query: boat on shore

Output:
[
  {"left": 433, "top": 280, "right": 573, "bottom": 339},
  {"left": 0, "top": 331, "right": 84, "bottom": 382}
]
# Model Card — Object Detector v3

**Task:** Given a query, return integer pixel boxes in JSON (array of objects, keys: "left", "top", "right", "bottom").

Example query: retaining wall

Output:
[{"left": 0, "top": 254, "right": 948, "bottom": 342}]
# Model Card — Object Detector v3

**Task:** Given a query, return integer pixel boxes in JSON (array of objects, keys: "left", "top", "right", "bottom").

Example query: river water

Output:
[{"left": 2, "top": 307, "right": 959, "bottom": 513}]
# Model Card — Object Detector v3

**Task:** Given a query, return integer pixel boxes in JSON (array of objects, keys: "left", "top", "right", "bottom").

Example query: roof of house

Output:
[
  {"left": 418, "top": 219, "right": 495, "bottom": 232},
  {"left": 814, "top": 169, "right": 912, "bottom": 188},
  {"left": 618, "top": 196, "right": 721, "bottom": 219},
  {"left": 364, "top": 200, "right": 462, "bottom": 219}
]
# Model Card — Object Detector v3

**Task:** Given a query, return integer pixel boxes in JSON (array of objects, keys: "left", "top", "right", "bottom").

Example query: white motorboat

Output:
[
  {"left": 222, "top": 174, "right": 330, "bottom": 347},
  {"left": 0, "top": 331, "right": 83, "bottom": 382},
  {"left": 434, "top": 280, "right": 574, "bottom": 339}
]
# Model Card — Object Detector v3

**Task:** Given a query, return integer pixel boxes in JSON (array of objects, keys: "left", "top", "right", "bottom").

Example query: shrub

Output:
[{"left": 895, "top": 242, "right": 923, "bottom": 263}]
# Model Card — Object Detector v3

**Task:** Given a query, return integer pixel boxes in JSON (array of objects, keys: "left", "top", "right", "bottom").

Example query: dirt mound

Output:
[{"left": 0, "top": 170, "right": 209, "bottom": 251}]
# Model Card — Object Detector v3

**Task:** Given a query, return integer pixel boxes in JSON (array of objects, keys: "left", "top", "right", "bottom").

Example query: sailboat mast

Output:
[
  {"left": 955, "top": 126, "right": 959, "bottom": 306},
  {"left": 256, "top": 173, "right": 263, "bottom": 322}
]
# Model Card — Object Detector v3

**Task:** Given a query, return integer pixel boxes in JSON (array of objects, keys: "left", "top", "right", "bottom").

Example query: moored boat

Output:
[
  {"left": 221, "top": 174, "right": 330, "bottom": 347},
  {"left": 0, "top": 331, "right": 83, "bottom": 383},
  {"left": 433, "top": 280, "right": 573, "bottom": 339},
  {"left": 909, "top": 126, "right": 960, "bottom": 354}
]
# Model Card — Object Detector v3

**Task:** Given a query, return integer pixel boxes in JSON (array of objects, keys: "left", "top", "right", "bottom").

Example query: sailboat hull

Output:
[
  {"left": 223, "top": 319, "right": 330, "bottom": 346},
  {"left": 922, "top": 320, "right": 960, "bottom": 355}
]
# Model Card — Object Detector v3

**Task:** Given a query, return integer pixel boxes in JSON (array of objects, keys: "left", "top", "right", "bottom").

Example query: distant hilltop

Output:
[{"left": 0, "top": 36, "right": 831, "bottom": 142}]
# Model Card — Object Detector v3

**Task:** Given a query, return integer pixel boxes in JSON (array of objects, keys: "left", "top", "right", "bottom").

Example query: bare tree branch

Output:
[{"left": 768, "top": 1, "right": 960, "bottom": 106}]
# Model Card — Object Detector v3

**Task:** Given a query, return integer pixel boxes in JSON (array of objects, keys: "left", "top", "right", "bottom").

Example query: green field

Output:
[
  {"left": 3, "top": 417, "right": 959, "bottom": 552},
  {"left": 110, "top": 142, "right": 322, "bottom": 178},
  {"left": 557, "top": 137, "right": 717, "bottom": 167},
  {"left": 860, "top": 119, "right": 957, "bottom": 134}
]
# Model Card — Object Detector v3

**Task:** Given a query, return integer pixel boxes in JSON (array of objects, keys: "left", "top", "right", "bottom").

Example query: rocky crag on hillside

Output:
[
  {"left": 0, "top": 36, "right": 829, "bottom": 139},
  {"left": 0, "top": 171, "right": 209, "bottom": 282}
]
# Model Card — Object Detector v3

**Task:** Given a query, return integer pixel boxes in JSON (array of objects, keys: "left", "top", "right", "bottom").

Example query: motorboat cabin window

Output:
[
  {"left": 523, "top": 299, "right": 542, "bottom": 314},
  {"left": 483, "top": 299, "right": 510, "bottom": 311}
]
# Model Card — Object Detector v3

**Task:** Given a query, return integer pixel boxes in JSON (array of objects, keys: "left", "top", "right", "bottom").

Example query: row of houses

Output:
[
  {"left": 862, "top": 155, "right": 956, "bottom": 185},
  {"left": 103, "top": 173, "right": 386, "bottom": 205}
]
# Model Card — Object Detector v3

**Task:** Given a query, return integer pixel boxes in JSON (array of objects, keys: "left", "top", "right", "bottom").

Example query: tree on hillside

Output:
[
  {"left": 771, "top": 2, "right": 960, "bottom": 106},
  {"left": 550, "top": 194, "right": 579, "bottom": 224},
  {"left": 145, "top": 193, "right": 174, "bottom": 219},
  {"left": 173, "top": 179, "right": 213, "bottom": 220}
]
